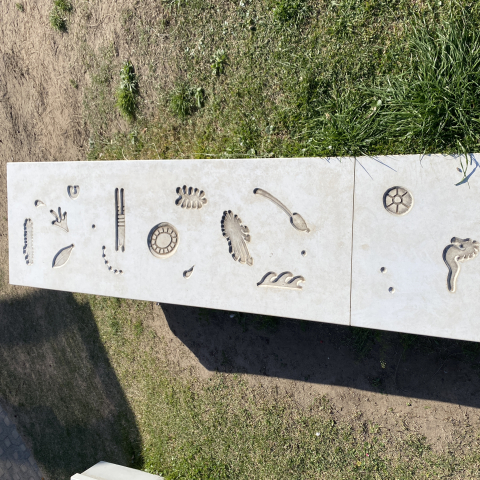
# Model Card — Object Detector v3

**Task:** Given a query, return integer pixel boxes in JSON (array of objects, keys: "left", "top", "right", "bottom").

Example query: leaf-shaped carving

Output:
[
  {"left": 221, "top": 210, "right": 253, "bottom": 266},
  {"left": 175, "top": 186, "right": 207, "bottom": 209},
  {"left": 52, "top": 244, "right": 74, "bottom": 268}
]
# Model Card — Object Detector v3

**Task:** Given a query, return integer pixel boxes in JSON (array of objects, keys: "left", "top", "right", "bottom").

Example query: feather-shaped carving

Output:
[
  {"left": 52, "top": 244, "right": 74, "bottom": 268},
  {"left": 175, "top": 186, "right": 207, "bottom": 209}
]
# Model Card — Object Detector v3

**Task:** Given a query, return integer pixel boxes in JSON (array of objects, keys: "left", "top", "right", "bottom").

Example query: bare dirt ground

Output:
[{"left": 1, "top": 1, "right": 479, "bottom": 477}]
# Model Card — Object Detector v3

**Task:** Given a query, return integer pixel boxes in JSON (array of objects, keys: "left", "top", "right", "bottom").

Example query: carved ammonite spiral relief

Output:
[
  {"left": 383, "top": 186, "right": 413, "bottom": 216},
  {"left": 175, "top": 186, "right": 207, "bottom": 209},
  {"left": 148, "top": 222, "right": 179, "bottom": 258},
  {"left": 221, "top": 210, "right": 253, "bottom": 266}
]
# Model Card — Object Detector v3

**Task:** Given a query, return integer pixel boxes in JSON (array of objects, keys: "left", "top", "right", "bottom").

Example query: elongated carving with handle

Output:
[
  {"left": 443, "top": 237, "right": 479, "bottom": 292},
  {"left": 254, "top": 188, "right": 310, "bottom": 232}
]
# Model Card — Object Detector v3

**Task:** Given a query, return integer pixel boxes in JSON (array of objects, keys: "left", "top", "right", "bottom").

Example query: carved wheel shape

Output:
[
  {"left": 148, "top": 222, "right": 179, "bottom": 258},
  {"left": 383, "top": 186, "right": 413, "bottom": 216}
]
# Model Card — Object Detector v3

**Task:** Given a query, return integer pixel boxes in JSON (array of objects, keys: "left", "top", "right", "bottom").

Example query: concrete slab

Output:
[
  {"left": 74, "top": 461, "right": 163, "bottom": 480},
  {"left": 351, "top": 154, "right": 480, "bottom": 341},
  {"left": 8, "top": 158, "right": 354, "bottom": 325}
]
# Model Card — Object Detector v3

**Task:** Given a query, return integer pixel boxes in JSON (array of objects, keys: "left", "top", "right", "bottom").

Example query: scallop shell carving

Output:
[
  {"left": 221, "top": 210, "right": 253, "bottom": 266},
  {"left": 175, "top": 186, "right": 207, "bottom": 209},
  {"left": 52, "top": 244, "right": 74, "bottom": 268}
]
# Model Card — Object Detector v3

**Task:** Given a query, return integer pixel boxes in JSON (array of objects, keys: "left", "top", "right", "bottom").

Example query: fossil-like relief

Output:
[
  {"left": 254, "top": 188, "right": 310, "bottom": 233},
  {"left": 383, "top": 186, "right": 413, "bottom": 216},
  {"left": 175, "top": 186, "right": 207, "bottom": 209},
  {"left": 34, "top": 200, "right": 45, "bottom": 207},
  {"left": 221, "top": 210, "right": 253, "bottom": 266},
  {"left": 23, "top": 219, "right": 33, "bottom": 265},
  {"left": 257, "top": 271, "right": 305, "bottom": 289},
  {"left": 148, "top": 223, "right": 179, "bottom": 258},
  {"left": 52, "top": 244, "right": 74, "bottom": 268},
  {"left": 443, "top": 237, "right": 479, "bottom": 293},
  {"left": 102, "top": 246, "right": 124, "bottom": 274},
  {"left": 115, "top": 188, "right": 125, "bottom": 252},
  {"left": 183, "top": 266, "right": 194, "bottom": 278},
  {"left": 68, "top": 185, "right": 80, "bottom": 199},
  {"left": 50, "top": 207, "right": 69, "bottom": 232}
]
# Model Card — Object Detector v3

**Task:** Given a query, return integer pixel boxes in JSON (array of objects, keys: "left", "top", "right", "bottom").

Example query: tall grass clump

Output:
[
  {"left": 170, "top": 83, "right": 205, "bottom": 120},
  {"left": 116, "top": 61, "right": 139, "bottom": 122},
  {"left": 303, "top": 7, "right": 480, "bottom": 162},
  {"left": 49, "top": 0, "right": 73, "bottom": 32},
  {"left": 372, "top": 11, "right": 480, "bottom": 156}
]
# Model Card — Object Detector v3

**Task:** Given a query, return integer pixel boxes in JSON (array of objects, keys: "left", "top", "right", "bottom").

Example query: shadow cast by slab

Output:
[
  {"left": 162, "top": 304, "right": 480, "bottom": 409},
  {"left": 0, "top": 290, "right": 142, "bottom": 480}
]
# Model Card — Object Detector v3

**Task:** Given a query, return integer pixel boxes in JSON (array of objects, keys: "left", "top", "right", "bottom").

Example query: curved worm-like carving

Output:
[{"left": 443, "top": 237, "right": 479, "bottom": 292}]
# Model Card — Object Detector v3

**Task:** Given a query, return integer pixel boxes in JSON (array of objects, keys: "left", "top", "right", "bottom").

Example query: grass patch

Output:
[
  {"left": 15, "top": 3, "right": 24, "bottom": 12},
  {"left": 82, "top": 0, "right": 480, "bottom": 174},
  {"left": 49, "top": 8, "right": 68, "bottom": 32},
  {"left": 54, "top": 0, "right": 73, "bottom": 13},
  {"left": 49, "top": 0, "right": 73, "bottom": 32},
  {"left": 116, "top": 61, "right": 140, "bottom": 122},
  {"left": 170, "top": 83, "right": 205, "bottom": 120},
  {"left": 78, "top": 295, "right": 480, "bottom": 479}
]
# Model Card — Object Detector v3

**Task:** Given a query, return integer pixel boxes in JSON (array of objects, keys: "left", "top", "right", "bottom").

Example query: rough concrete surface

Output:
[{"left": 0, "top": 403, "right": 43, "bottom": 480}]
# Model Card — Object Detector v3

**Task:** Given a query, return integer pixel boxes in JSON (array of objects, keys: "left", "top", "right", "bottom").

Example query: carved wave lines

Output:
[{"left": 257, "top": 271, "right": 305, "bottom": 289}]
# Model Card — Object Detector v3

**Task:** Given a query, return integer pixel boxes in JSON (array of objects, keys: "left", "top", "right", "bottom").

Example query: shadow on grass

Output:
[
  {"left": 162, "top": 304, "right": 480, "bottom": 408},
  {"left": 0, "top": 289, "right": 142, "bottom": 480}
]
